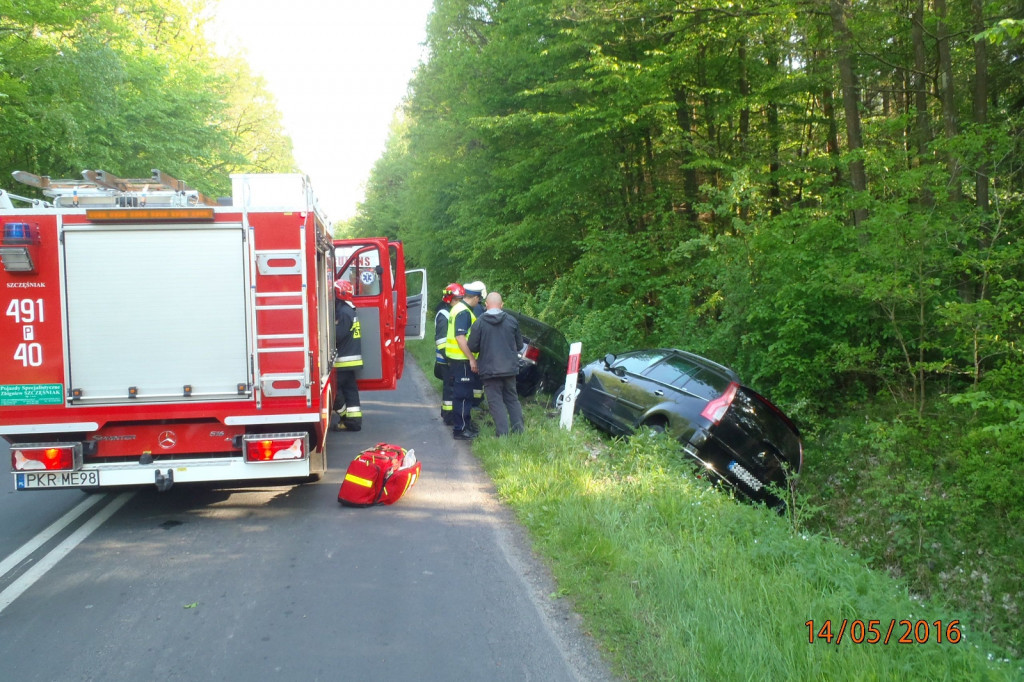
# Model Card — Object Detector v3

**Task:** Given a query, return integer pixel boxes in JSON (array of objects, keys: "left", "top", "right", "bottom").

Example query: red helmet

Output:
[
  {"left": 334, "top": 279, "right": 354, "bottom": 299},
  {"left": 442, "top": 282, "right": 465, "bottom": 304}
]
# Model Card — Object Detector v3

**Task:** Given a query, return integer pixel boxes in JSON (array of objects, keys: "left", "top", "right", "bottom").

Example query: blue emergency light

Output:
[
  {"left": 1, "top": 222, "right": 39, "bottom": 272},
  {"left": 3, "top": 222, "right": 32, "bottom": 244}
]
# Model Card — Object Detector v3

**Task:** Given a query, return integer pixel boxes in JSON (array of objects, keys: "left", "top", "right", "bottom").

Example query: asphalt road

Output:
[{"left": 0, "top": 362, "right": 615, "bottom": 682}]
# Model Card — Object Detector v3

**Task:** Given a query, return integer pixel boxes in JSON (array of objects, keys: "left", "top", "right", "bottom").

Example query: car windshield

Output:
[{"left": 613, "top": 351, "right": 666, "bottom": 374}]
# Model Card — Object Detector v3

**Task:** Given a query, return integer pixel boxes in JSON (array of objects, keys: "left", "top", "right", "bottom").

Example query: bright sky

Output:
[{"left": 209, "top": 0, "right": 434, "bottom": 224}]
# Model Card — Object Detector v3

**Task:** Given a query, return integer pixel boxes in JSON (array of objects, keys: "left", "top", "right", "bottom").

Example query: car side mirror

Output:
[{"left": 603, "top": 353, "right": 616, "bottom": 368}]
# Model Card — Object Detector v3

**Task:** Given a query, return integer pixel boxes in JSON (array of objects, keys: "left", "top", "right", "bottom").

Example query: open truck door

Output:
[
  {"left": 334, "top": 239, "right": 426, "bottom": 391},
  {"left": 393, "top": 239, "right": 427, "bottom": 341},
  {"left": 403, "top": 267, "right": 427, "bottom": 340}
]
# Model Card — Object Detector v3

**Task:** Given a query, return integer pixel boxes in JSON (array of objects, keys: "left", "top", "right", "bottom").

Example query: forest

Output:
[
  {"left": 3, "top": 0, "right": 1022, "bottom": 656},
  {"left": 348, "top": 0, "right": 1024, "bottom": 654},
  {"left": 0, "top": 0, "right": 294, "bottom": 198}
]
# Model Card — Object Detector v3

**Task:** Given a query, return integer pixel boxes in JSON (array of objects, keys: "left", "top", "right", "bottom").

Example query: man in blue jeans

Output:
[{"left": 468, "top": 292, "right": 525, "bottom": 437}]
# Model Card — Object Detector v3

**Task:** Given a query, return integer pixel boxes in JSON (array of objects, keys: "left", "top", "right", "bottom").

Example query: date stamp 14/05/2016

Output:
[{"left": 807, "top": 619, "right": 962, "bottom": 645}]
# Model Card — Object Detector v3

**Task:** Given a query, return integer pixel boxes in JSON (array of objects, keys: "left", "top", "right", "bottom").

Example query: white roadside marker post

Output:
[{"left": 559, "top": 342, "right": 582, "bottom": 430}]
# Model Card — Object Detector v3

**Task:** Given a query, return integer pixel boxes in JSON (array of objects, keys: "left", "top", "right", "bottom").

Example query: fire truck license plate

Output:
[{"left": 16, "top": 471, "right": 100, "bottom": 490}]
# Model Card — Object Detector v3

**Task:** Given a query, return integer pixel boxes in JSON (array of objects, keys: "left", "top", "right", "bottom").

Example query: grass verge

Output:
[{"left": 408, "top": 339, "right": 1022, "bottom": 681}]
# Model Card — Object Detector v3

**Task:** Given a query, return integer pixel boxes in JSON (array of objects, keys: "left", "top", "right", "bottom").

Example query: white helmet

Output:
[{"left": 463, "top": 280, "right": 486, "bottom": 297}]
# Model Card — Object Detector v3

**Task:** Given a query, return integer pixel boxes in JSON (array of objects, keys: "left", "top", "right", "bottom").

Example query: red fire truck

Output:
[{"left": 0, "top": 169, "right": 425, "bottom": 492}]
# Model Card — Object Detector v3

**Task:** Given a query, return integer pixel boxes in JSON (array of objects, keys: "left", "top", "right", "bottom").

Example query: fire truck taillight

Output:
[
  {"left": 242, "top": 433, "right": 308, "bottom": 462},
  {"left": 11, "top": 443, "right": 82, "bottom": 472}
]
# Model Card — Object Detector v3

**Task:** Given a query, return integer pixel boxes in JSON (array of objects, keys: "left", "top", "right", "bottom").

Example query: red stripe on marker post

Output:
[{"left": 567, "top": 353, "right": 580, "bottom": 375}]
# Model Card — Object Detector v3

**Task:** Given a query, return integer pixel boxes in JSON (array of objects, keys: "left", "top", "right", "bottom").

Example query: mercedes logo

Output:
[{"left": 158, "top": 430, "right": 177, "bottom": 449}]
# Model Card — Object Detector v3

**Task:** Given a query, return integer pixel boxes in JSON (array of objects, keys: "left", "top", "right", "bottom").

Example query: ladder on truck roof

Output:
[{"left": 10, "top": 169, "right": 218, "bottom": 208}]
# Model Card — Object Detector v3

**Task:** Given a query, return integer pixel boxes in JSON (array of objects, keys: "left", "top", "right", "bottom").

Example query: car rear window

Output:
[
  {"left": 508, "top": 311, "right": 569, "bottom": 362},
  {"left": 677, "top": 367, "right": 734, "bottom": 398},
  {"left": 644, "top": 356, "right": 701, "bottom": 386}
]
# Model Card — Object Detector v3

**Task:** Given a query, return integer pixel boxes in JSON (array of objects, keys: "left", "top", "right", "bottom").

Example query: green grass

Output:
[{"left": 407, "top": 339, "right": 1022, "bottom": 681}]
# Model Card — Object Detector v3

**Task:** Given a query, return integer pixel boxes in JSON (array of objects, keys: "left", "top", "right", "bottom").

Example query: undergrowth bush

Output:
[{"left": 800, "top": 403, "right": 1024, "bottom": 656}]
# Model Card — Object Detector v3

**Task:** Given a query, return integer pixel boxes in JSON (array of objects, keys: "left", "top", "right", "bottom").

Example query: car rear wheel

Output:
[{"left": 640, "top": 420, "right": 666, "bottom": 436}]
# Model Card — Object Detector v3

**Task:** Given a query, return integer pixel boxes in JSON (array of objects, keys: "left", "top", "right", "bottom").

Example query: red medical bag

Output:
[{"left": 338, "top": 443, "right": 420, "bottom": 507}]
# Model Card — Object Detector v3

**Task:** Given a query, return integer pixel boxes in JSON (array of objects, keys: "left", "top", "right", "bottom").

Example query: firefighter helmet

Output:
[
  {"left": 334, "top": 279, "right": 354, "bottom": 299},
  {"left": 442, "top": 282, "right": 465, "bottom": 304}
]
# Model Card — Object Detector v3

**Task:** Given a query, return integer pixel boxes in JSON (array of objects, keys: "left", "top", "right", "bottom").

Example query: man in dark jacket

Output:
[{"left": 467, "top": 292, "right": 524, "bottom": 436}]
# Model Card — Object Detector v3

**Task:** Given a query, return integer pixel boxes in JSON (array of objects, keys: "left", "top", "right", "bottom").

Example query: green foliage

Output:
[
  {"left": 364, "top": 0, "right": 1024, "bottom": 655},
  {"left": 0, "top": 0, "right": 294, "bottom": 197}
]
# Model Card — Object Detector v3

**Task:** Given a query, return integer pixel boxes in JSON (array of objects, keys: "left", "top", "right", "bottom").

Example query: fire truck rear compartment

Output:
[{"left": 63, "top": 225, "right": 250, "bottom": 403}]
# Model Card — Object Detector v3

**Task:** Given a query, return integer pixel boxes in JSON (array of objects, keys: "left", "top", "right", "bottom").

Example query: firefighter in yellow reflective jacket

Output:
[
  {"left": 446, "top": 283, "right": 484, "bottom": 439},
  {"left": 465, "top": 280, "right": 487, "bottom": 407},
  {"left": 434, "top": 282, "right": 465, "bottom": 425},
  {"left": 333, "top": 279, "right": 362, "bottom": 431}
]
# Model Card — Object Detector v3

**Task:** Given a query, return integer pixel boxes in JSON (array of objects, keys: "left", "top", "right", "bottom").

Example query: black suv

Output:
[
  {"left": 575, "top": 349, "right": 803, "bottom": 510},
  {"left": 506, "top": 310, "right": 570, "bottom": 399}
]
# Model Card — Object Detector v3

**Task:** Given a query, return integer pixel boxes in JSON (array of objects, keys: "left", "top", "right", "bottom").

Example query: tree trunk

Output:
[
  {"left": 910, "top": 0, "right": 935, "bottom": 208},
  {"left": 698, "top": 46, "right": 718, "bottom": 152},
  {"left": 972, "top": 0, "right": 989, "bottom": 210},
  {"left": 739, "top": 39, "right": 750, "bottom": 149},
  {"left": 817, "top": 50, "right": 843, "bottom": 187},
  {"left": 673, "top": 85, "right": 699, "bottom": 216},
  {"left": 830, "top": 0, "right": 868, "bottom": 225},
  {"left": 767, "top": 51, "right": 781, "bottom": 216},
  {"left": 911, "top": 0, "right": 932, "bottom": 158},
  {"left": 936, "top": 0, "right": 961, "bottom": 202},
  {"left": 738, "top": 40, "right": 750, "bottom": 221}
]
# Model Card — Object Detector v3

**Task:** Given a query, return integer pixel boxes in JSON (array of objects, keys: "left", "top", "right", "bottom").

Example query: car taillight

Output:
[
  {"left": 243, "top": 434, "right": 308, "bottom": 462},
  {"left": 11, "top": 443, "right": 80, "bottom": 472},
  {"left": 522, "top": 344, "right": 540, "bottom": 364},
  {"left": 701, "top": 382, "right": 739, "bottom": 425}
]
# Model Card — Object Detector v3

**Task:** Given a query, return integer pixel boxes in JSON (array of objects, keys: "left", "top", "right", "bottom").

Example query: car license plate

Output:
[
  {"left": 15, "top": 470, "right": 100, "bottom": 490},
  {"left": 727, "top": 461, "right": 763, "bottom": 492}
]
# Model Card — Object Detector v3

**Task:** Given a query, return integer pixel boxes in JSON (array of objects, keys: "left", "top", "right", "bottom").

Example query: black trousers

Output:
[
  {"left": 448, "top": 359, "right": 476, "bottom": 433},
  {"left": 435, "top": 360, "right": 454, "bottom": 422},
  {"left": 334, "top": 369, "right": 362, "bottom": 428},
  {"left": 482, "top": 375, "right": 524, "bottom": 436}
]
